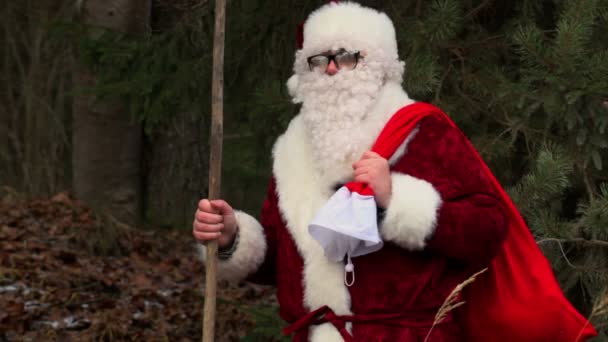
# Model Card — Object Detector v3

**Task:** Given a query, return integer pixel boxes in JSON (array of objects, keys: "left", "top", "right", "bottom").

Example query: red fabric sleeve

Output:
[{"left": 393, "top": 115, "right": 509, "bottom": 265}]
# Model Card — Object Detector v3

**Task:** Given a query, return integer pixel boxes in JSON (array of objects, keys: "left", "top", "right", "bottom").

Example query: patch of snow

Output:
[
  {"left": 157, "top": 289, "right": 172, "bottom": 297},
  {"left": 133, "top": 310, "right": 144, "bottom": 319},
  {"left": 33, "top": 320, "right": 60, "bottom": 330},
  {"left": 0, "top": 285, "right": 19, "bottom": 293},
  {"left": 144, "top": 300, "right": 164, "bottom": 309}
]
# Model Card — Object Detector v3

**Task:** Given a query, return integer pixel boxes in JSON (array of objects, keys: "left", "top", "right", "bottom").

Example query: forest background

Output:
[{"left": 1, "top": 0, "right": 607, "bottom": 340}]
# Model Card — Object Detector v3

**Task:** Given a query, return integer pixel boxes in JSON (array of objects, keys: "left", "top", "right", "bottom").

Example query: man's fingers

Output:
[
  {"left": 197, "top": 198, "right": 234, "bottom": 216},
  {"left": 354, "top": 174, "right": 371, "bottom": 184},
  {"left": 197, "top": 199, "right": 214, "bottom": 212},
  {"left": 210, "top": 199, "right": 233, "bottom": 215},
  {"left": 193, "top": 221, "right": 224, "bottom": 233},
  {"left": 353, "top": 167, "right": 371, "bottom": 177},
  {"left": 360, "top": 151, "right": 381, "bottom": 160},
  {"left": 195, "top": 210, "right": 223, "bottom": 224},
  {"left": 353, "top": 158, "right": 375, "bottom": 169},
  {"left": 354, "top": 158, "right": 384, "bottom": 170},
  {"left": 193, "top": 231, "right": 222, "bottom": 242}
]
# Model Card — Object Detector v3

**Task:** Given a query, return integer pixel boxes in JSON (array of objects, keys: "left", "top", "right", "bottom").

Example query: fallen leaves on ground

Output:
[{"left": 0, "top": 190, "right": 279, "bottom": 341}]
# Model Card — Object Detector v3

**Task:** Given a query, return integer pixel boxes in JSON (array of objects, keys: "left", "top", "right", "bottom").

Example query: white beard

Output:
[{"left": 288, "top": 64, "right": 386, "bottom": 183}]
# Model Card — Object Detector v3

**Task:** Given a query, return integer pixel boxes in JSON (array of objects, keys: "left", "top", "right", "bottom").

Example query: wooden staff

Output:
[{"left": 203, "top": 0, "right": 226, "bottom": 341}]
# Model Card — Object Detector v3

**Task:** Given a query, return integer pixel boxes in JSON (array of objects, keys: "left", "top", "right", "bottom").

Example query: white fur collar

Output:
[{"left": 272, "top": 81, "right": 413, "bottom": 341}]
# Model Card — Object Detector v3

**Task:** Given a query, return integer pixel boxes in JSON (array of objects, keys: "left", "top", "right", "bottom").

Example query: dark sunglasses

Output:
[{"left": 307, "top": 50, "right": 362, "bottom": 72}]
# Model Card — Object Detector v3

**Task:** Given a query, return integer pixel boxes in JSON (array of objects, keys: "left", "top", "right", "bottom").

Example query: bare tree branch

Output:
[{"left": 538, "top": 238, "right": 608, "bottom": 249}]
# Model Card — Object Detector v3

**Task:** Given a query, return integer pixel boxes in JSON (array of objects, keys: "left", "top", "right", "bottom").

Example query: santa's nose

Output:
[{"left": 326, "top": 60, "right": 338, "bottom": 75}]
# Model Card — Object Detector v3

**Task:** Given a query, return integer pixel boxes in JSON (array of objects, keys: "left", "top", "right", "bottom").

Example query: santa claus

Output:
[{"left": 194, "top": 2, "right": 509, "bottom": 341}]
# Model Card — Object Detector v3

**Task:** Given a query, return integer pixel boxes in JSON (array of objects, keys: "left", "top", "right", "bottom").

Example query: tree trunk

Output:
[
  {"left": 145, "top": 112, "right": 209, "bottom": 228},
  {"left": 73, "top": 0, "right": 150, "bottom": 225}
]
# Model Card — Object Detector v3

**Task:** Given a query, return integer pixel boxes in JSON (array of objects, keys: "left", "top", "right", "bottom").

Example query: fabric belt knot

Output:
[
  {"left": 283, "top": 305, "right": 442, "bottom": 341},
  {"left": 283, "top": 305, "right": 353, "bottom": 341}
]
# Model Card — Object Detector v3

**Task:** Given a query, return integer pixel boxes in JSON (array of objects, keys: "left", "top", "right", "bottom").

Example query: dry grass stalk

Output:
[
  {"left": 423, "top": 268, "right": 488, "bottom": 342},
  {"left": 592, "top": 290, "right": 608, "bottom": 317},
  {"left": 575, "top": 288, "right": 608, "bottom": 341}
]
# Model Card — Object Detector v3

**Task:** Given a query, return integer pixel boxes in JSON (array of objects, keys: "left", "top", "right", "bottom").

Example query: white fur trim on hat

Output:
[
  {"left": 197, "top": 210, "right": 267, "bottom": 283},
  {"left": 380, "top": 173, "right": 442, "bottom": 250}
]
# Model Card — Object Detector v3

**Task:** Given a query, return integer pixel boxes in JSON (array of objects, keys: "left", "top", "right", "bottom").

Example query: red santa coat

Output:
[{"left": 207, "top": 83, "right": 508, "bottom": 341}]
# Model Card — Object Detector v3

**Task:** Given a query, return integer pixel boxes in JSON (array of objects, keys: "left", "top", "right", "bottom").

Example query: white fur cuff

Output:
[
  {"left": 198, "top": 211, "right": 267, "bottom": 282},
  {"left": 380, "top": 173, "right": 442, "bottom": 250}
]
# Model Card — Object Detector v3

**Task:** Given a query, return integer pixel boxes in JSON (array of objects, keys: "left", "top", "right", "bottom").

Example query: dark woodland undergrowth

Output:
[{"left": 0, "top": 188, "right": 284, "bottom": 341}]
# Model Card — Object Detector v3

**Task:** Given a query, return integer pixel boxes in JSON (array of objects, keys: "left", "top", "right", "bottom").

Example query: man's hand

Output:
[
  {"left": 353, "top": 151, "right": 392, "bottom": 208},
  {"left": 193, "top": 199, "right": 238, "bottom": 248}
]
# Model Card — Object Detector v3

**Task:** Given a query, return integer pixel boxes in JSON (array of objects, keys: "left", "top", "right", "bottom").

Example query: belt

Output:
[{"left": 283, "top": 305, "right": 442, "bottom": 341}]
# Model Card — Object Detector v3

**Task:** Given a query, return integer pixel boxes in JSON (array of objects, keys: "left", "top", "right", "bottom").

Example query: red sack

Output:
[
  {"left": 368, "top": 102, "right": 597, "bottom": 341},
  {"left": 459, "top": 152, "right": 598, "bottom": 341}
]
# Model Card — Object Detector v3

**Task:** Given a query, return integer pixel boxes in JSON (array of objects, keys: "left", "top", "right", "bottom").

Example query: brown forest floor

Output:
[{"left": 0, "top": 190, "right": 280, "bottom": 341}]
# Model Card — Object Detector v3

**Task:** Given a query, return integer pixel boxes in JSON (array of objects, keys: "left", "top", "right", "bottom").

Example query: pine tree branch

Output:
[
  {"left": 538, "top": 238, "right": 608, "bottom": 271},
  {"left": 538, "top": 238, "right": 608, "bottom": 248},
  {"left": 453, "top": 84, "right": 484, "bottom": 113},
  {"left": 434, "top": 64, "right": 452, "bottom": 102},
  {"left": 465, "top": 0, "right": 491, "bottom": 20},
  {"left": 582, "top": 167, "right": 597, "bottom": 201}
]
